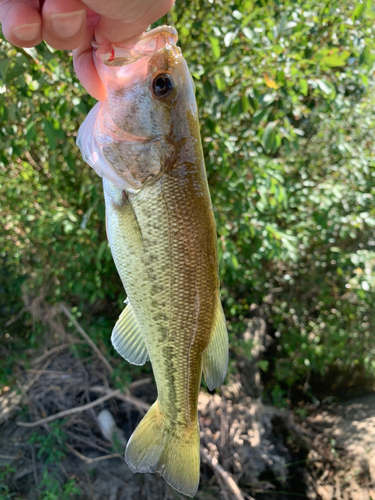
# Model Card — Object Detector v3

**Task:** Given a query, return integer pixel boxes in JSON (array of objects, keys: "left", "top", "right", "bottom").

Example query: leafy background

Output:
[{"left": 1, "top": 0, "right": 375, "bottom": 413}]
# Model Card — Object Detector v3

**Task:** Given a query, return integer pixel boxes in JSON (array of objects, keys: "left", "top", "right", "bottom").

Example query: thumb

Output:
[{"left": 86, "top": 0, "right": 175, "bottom": 44}]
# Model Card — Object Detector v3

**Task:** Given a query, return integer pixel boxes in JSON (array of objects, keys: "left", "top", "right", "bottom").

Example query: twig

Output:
[
  {"left": 31, "top": 343, "right": 79, "bottom": 366},
  {"left": 268, "top": 407, "right": 312, "bottom": 449},
  {"left": 90, "top": 386, "right": 150, "bottom": 413},
  {"left": 129, "top": 378, "right": 152, "bottom": 390},
  {"left": 17, "top": 388, "right": 151, "bottom": 427},
  {"left": 23, "top": 359, "right": 52, "bottom": 394},
  {"left": 5, "top": 306, "right": 27, "bottom": 327},
  {"left": 65, "top": 431, "right": 113, "bottom": 454},
  {"left": 243, "top": 494, "right": 257, "bottom": 500},
  {"left": 200, "top": 446, "right": 249, "bottom": 500},
  {"left": 84, "top": 469, "right": 97, "bottom": 500},
  {"left": 26, "top": 370, "right": 78, "bottom": 377},
  {"left": 220, "top": 393, "right": 227, "bottom": 464},
  {"left": 59, "top": 303, "right": 113, "bottom": 374},
  {"left": 214, "top": 469, "right": 230, "bottom": 500},
  {"left": 0, "top": 359, "right": 51, "bottom": 425},
  {"left": 65, "top": 443, "right": 122, "bottom": 464},
  {"left": 30, "top": 445, "right": 38, "bottom": 491},
  {"left": 24, "top": 150, "right": 41, "bottom": 171},
  {"left": 17, "top": 391, "right": 119, "bottom": 427}
]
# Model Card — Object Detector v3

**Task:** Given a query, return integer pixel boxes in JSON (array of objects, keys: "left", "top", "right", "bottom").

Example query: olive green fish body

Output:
[
  {"left": 104, "top": 145, "right": 218, "bottom": 428},
  {"left": 77, "top": 26, "right": 228, "bottom": 498}
]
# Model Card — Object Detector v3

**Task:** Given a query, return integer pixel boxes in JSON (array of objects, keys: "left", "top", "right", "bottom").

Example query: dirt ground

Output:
[
  {"left": 305, "top": 394, "right": 375, "bottom": 500},
  {"left": 0, "top": 349, "right": 304, "bottom": 500},
  {"left": 0, "top": 303, "right": 374, "bottom": 499},
  {"left": 1, "top": 345, "right": 375, "bottom": 500}
]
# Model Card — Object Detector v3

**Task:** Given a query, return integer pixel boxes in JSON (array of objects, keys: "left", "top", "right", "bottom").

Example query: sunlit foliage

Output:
[{"left": 1, "top": 0, "right": 375, "bottom": 397}]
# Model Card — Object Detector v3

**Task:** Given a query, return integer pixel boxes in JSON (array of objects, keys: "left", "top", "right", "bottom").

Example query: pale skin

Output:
[{"left": 0, "top": 0, "right": 175, "bottom": 100}]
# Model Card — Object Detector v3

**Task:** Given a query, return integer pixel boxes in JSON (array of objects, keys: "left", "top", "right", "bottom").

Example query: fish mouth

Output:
[
  {"left": 93, "top": 25, "right": 178, "bottom": 66},
  {"left": 133, "top": 25, "right": 178, "bottom": 46}
]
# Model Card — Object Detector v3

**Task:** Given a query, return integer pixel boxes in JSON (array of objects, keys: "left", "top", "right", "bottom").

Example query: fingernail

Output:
[
  {"left": 13, "top": 23, "right": 40, "bottom": 41},
  {"left": 50, "top": 10, "right": 85, "bottom": 38}
]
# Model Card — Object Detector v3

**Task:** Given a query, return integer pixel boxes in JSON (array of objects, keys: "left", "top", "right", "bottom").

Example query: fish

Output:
[{"left": 77, "top": 25, "right": 228, "bottom": 498}]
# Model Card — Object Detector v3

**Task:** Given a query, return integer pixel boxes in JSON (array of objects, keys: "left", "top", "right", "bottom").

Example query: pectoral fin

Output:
[
  {"left": 202, "top": 298, "right": 228, "bottom": 390},
  {"left": 103, "top": 179, "right": 143, "bottom": 245},
  {"left": 111, "top": 302, "right": 149, "bottom": 365}
]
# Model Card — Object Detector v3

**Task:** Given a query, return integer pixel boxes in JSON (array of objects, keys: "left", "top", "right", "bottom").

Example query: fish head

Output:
[{"left": 77, "top": 26, "right": 199, "bottom": 193}]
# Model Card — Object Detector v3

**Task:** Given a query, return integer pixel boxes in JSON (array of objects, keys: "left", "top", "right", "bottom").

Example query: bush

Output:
[{"left": 1, "top": 0, "right": 375, "bottom": 397}]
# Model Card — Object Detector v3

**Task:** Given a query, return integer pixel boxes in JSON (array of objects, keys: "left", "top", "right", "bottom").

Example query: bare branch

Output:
[
  {"left": 31, "top": 343, "right": 80, "bottom": 366},
  {"left": 17, "top": 387, "right": 152, "bottom": 427},
  {"left": 59, "top": 303, "right": 114, "bottom": 374},
  {"left": 65, "top": 443, "right": 122, "bottom": 464},
  {"left": 129, "top": 378, "right": 152, "bottom": 390},
  {"left": 200, "top": 446, "right": 250, "bottom": 500},
  {"left": 5, "top": 306, "right": 27, "bottom": 327},
  {"left": 17, "top": 391, "right": 119, "bottom": 427},
  {"left": 90, "top": 386, "right": 150, "bottom": 414},
  {"left": 21, "top": 359, "right": 52, "bottom": 395}
]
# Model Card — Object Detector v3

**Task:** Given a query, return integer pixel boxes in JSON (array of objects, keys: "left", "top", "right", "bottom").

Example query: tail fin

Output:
[{"left": 125, "top": 400, "right": 200, "bottom": 498}]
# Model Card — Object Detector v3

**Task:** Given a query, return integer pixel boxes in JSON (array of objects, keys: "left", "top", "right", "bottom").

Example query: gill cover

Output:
[{"left": 76, "top": 26, "right": 182, "bottom": 194}]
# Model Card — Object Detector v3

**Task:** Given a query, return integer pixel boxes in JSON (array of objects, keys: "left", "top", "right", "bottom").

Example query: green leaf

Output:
[
  {"left": 42, "top": 119, "right": 57, "bottom": 149},
  {"left": 262, "top": 121, "right": 278, "bottom": 153},
  {"left": 320, "top": 51, "right": 350, "bottom": 68},
  {"left": 299, "top": 78, "right": 308, "bottom": 96},
  {"left": 242, "top": 27, "right": 253, "bottom": 39},
  {"left": 0, "top": 59, "right": 10, "bottom": 81},
  {"left": 6, "top": 56, "right": 27, "bottom": 81},
  {"left": 316, "top": 79, "right": 333, "bottom": 95},
  {"left": 240, "top": 7, "right": 259, "bottom": 28},
  {"left": 214, "top": 74, "right": 225, "bottom": 91},
  {"left": 25, "top": 120, "right": 37, "bottom": 144},
  {"left": 97, "top": 240, "right": 108, "bottom": 260},
  {"left": 209, "top": 36, "right": 221, "bottom": 60},
  {"left": 231, "top": 254, "right": 239, "bottom": 269},
  {"left": 352, "top": 2, "right": 366, "bottom": 20},
  {"left": 293, "top": 128, "right": 304, "bottom": 136},
  {"left": 360, "top": 46, "right": 375, "bottom": 68},
  {"left": 224, "top": 32, "right": 236, "bottom": 47}
]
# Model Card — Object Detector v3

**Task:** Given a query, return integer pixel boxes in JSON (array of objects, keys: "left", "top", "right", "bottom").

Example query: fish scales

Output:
[
  {"left": 105, "top": 153, "right": 217, "bottom": 426},
  {"left": 77, "top": 25, "right": 228, "bottom": 498}
]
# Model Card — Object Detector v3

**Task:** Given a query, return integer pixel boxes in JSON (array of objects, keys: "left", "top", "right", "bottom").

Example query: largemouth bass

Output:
[{"left": 77, "top": 26, "right": 228, "bottom": 497}]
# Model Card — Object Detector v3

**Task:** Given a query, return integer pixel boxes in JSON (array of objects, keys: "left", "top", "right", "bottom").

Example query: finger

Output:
[
  {"left": 0, "top": 0, "right": 42, "bottom": 47},
  {"left": 41, "top": 0, "right": 87, "bottom": 50},
  {"left": 73, "top": 20, "right": 106, "bottom": 101},
  {"left": 84, "top": 0, "right": 175, "bottom": 44},
  {"left": 73, "top": 0, "right": 175, "bottom": 100}
]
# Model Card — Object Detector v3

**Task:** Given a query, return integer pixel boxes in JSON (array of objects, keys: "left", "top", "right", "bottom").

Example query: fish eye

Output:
[{"left": 152, "top": 74, "right": 174, "bottom": 98}]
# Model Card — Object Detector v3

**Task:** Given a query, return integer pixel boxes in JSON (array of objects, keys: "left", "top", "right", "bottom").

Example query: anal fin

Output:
[
  {"left": 202, "top": 297, "right": 228, "bottom": 390},
  {"left": 111, "top": 301, "right": 149, "bottom": 366}
]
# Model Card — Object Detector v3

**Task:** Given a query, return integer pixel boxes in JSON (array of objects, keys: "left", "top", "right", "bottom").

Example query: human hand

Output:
[{"left": 0, "top": 0, "right": 175, "bottom": 100}]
